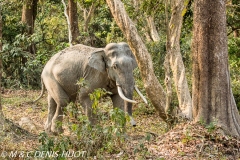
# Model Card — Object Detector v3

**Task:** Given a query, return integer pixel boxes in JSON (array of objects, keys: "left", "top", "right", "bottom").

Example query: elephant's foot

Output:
[
  {"left": 51, "top": 123, "right": 64, "bottom": 134},
  {"left": 44, "top": 121, "right": 52, "bottom": 134}
]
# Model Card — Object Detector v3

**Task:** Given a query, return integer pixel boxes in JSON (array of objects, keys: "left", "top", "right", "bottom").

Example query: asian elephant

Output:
[{"left": 34, "top": 42, "right": 147, "bottom": 134}]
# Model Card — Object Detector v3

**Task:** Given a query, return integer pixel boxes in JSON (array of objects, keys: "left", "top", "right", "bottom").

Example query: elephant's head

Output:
[{"left": 88, "top": 42, "right": 142, "bottom": 126}]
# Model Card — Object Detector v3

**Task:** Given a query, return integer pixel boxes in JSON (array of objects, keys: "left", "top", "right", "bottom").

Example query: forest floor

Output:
[{"left": 0, "top": 89, "right": 240, "bottom": 160}]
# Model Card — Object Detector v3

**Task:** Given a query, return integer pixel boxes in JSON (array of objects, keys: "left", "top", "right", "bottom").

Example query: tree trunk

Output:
[
  {"left": 68, "top": 0, "right": 80, "bottom": 44},
  {"left": 0, "top": 5, "right": 2, "bottom": 113},
  {"left": 106, "top": 0, "right": 168, "bottom": 121},
  {"left": 164, "top": 0, "right": 173, "bottom": 116},
  {"left": 166, "top": 0, "right": 192, "bottom": 119},
  {"left": 192, "top": 0, "right": 240, "bottom": 136},
  {"left": 22, "top": 0, "right": 38, "bottom": 55}
]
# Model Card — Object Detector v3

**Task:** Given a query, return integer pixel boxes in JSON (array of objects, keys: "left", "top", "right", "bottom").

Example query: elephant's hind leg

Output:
[
  {"left": 51, "top": 94, "right": 69, "bottom": 134},
  {"left": 44, "top": 79, "right": 70, "bottom": 134},
  {"left": 45, "top": 95, "right": 57, "bottom": 133}
]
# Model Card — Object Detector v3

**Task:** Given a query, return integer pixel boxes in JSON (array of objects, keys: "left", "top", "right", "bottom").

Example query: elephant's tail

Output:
[{"left": 32, "top": 78, "right": 45, "bottom": 103}]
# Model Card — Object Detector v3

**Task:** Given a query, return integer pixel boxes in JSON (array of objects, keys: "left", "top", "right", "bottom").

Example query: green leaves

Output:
[
  {"left": 1, "top": 33, "right": 44, "bottom": 88},
  {"left": 109, "top": 108, "right": 127, "bottom": 129},
  {"left": 89, "top": 88, "right": 111, "bottom": 113}
]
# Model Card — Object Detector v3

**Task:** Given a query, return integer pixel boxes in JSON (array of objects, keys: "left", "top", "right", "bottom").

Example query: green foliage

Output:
[
  {"left": 146, "top": 41, "right": 166, "bottom": 82},
  {"left": 226, "top": 1, "right": 240, "bottom": 35},
  {"left": 76, "top": 78, "right": 88, "bottom": 88},
  {"left": 199, "top": 118, "right": 217, "bottom": 133},
  {"left": 133, "top": 133, "right": 152, "bottom": 159},
  {"left": 181, "top": 128, "right": 193, "bottom": 144},
  {"left": 1, "top": 0, "right": 23, "bottom": 42},
  {"left": 89, "top": 3, "right": 124, "bottom": 46},
  {"left": 1, "top": 0, "right": 69, "bottom": 89},
  {"left": 227, "top": 1, "right": 240, "bottom": 111},
  {"left": 78, "top": 0, "right": 95, "bottom": 8},
  {"left": 38, "top": 132, "right": 55, "bottom": 151},
  {"left": 229, "top": 37, "right": 240, "bottom": 110},
  {"left": 38, "top": 132, "right": 72, "bottom": 160},
  {"left": 205, "top": 121, "right": 217, "bottom": 133},
  {"left": 89, "top": 88, "right": 111, "bottom": 113},
  {"left": 1, "top": 34, "right": 41, "bottom": 88}
]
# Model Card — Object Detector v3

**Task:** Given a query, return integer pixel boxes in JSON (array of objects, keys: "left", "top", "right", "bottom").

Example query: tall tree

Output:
[
  {"left": 22, "top": 0, "right": 38, "bottom": 54},
  {"left": 192, "top": 0, "right": 240, "bottom": 136},
  {"left": 68, "top": 0, "right": 80, "bottom": 44},
  {"left": 106, "top": 0, "right": 168, "bottom": 121},
  {"left": 165, "top": 0, "right": 192, "bottom": 119}
]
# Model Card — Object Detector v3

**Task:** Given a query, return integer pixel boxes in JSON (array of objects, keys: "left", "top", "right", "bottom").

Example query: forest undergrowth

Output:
[{"left": 0, "top": 89, "right": 239, "bottom": 160}]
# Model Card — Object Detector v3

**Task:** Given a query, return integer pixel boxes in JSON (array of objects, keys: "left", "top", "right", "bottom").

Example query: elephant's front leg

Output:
[
  {"left": 79, "top": 94, "right": 97, "bottom": 125},
  {"left": 111, "top": 94, "right": 124, "bottom": 111}
]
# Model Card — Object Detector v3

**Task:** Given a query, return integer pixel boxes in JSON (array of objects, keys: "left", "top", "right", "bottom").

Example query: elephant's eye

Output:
[{"left": 112, "top": 63, "right": 118, "bottom": 70}]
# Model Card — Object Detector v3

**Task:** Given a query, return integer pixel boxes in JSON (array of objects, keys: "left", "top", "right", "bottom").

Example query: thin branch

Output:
[
  {"left": 62, "top": 0, "right": 72, "bottom": 47},
  {"left": 84, "top": 2, "right": 97, "bottom": 32}
]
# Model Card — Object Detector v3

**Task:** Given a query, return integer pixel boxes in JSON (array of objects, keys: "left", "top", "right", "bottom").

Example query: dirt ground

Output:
[{"left": 1, "top": 89, "right": 240, "bottom": 159}]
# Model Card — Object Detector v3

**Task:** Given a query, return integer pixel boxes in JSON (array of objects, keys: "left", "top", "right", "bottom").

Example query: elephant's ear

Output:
[{"left": 88, "top": 50, "right": 106, "bottom": 73}]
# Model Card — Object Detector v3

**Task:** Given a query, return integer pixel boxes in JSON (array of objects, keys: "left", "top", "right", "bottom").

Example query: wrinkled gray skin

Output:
[{"left": 36, "top": 42, "right": 138, "bottom": 134}]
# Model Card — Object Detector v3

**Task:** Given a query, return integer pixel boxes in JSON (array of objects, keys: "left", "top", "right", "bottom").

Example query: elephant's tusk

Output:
[
  {"left": 117, "top": 86, "right": 137, "bottom": 103},
  {"left": 134, "top": 85, "right": 148, "bottom": 105}
]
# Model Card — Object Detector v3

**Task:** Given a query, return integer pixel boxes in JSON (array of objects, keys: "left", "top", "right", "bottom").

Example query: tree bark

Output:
[
  {"left": 192, "top": 0, "right": 240, "bottom": 136},
  {"left": 164, "top": 0, "right": 172, "bottom": 117},
  {"left": 0, "top": 5, "right": 2, "bottom": 113},
  {"left": 68, "top": 0, "right": 80, "bottom": 44},
  {"left": 106, "top": 0, "right": 168, "bottom": 121},
  {"left": 22, "top": 0, "right": 38, "bottom": 54},
  {"left": 166, "top": 0, "right": 192, "bottom": 119}
]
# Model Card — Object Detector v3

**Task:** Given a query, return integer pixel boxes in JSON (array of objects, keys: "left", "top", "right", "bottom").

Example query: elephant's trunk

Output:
[{"left": 117, "top": 84, "right": 136, "bottom": 126}]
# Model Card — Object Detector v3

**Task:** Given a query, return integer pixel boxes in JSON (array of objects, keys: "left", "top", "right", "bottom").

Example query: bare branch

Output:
[{"left": 62, "top": 0, "right": 72, "bottom": 47}]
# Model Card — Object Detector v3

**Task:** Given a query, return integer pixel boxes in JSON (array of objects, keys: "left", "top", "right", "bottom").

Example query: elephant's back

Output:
[
  {"left": 42, "top": 44, "right": 103, "bottom": 98},
  {"left": 53, "top": 44, "right": 101, "bottom": 64},
  {"left": 44, "top": 44, "right": 102, "bottom": 70}
]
